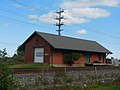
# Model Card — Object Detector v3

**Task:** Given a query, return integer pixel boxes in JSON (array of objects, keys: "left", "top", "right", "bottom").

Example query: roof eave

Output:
[
  {"left": 17, "top": 31, "right": 37, "bottom": 51},
  {"left": 53, "top": 47, "right": 112, "bottom": 54}
]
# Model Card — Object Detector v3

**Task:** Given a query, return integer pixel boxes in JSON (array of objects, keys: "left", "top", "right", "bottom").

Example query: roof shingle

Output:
[{"left": 37, "top": 31, "right": 112, "bottom": 54}]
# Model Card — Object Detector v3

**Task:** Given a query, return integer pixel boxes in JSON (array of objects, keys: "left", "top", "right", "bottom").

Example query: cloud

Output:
[
  {"left": 76, "top": 29, "right": 87, "bottom": 34},
  {"left": 28, "top": 15, "right": 39, "bottom": 22},
  {"left": 28, "top": 11, "right": 90, "bottom": 25},
  {"left": 60, "top": 0, "right": 120, "bottom": 9},
  {"left": 70, "top": 8, "right": 110, "bottom": 19},
  {"left": 28, "top": 0, "right": 120, "bottom": 25},
  {"left": 28, "top": 15, "right": 38, "bottom": 19},
  {"left": 39, "top": 12, "right": 57, "bottom": 24},
  {"left": 14, "top": 3, "right": 37, "bottom": 11},
  {"left": 31, "top": 7, "right": 110, "bottom": 25},
  {"left": 39, "top": 11, "right": 90, "bottom": 25}
]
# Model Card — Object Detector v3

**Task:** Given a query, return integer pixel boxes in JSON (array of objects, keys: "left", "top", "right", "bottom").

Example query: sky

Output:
[{"left": 0, "top": 0, "right": 120, "bottom": 59}]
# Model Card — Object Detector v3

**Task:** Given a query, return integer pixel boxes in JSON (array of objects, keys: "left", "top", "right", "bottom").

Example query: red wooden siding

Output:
[
  {"left": 24, "top": 34, "right": 51, "bottom": 64},
  {"left": 24, "top": 34, "right": 106, "bottom": 66},
  {"left": 90, "top": 53, "right": 106, "bottom": 64},
  {"left": 90, "top": 54, "right": 100, "bottom": 63},
  {"left": 52, "top": 51, "right": 63, "bottom": 64}
]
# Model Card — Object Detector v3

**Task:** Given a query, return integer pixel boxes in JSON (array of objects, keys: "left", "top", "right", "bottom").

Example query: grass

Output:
[
  {"left": 53, "top": 77, "right": 120, "bottom": 90},
  {"left": 53, "top": 84, "right": 120, "bottom": 90},
  {"left": 82, "top": 84, "right": 120, "bottom": 90},
  {"left": 9, "top": 63, "right": 50, "bottom": 68}
]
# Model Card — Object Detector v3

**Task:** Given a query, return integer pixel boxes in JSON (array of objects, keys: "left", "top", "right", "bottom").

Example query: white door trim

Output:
[{"left": 34, "top": 47, "right": 44, "bottom": 63}]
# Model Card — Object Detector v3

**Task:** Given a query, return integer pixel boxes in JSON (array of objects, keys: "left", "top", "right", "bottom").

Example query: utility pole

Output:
[{"left": 55, "top": 8, "right": 64, "bottom": 36}]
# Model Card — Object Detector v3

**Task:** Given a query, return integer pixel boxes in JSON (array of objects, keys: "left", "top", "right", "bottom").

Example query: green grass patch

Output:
[
  {"left": 53, "top": 84, "right": 120, "bottom": 90},
  {"left": 9, "top": 63, "right": 50, "bottom": 68},
  {"left": 52, "top": 78, "right": 120, "bottom": 90},
  {"left": 82, "top": 84, "right": 120, "bottom": 90}
]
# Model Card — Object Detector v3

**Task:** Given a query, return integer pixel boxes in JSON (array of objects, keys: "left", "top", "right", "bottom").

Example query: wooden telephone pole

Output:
[{"left": 55, "top": 8, "right": 64, "bottom": 36}]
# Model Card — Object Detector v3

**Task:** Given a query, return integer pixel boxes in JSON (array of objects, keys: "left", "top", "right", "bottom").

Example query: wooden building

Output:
[{"left": 18, "top": 31, "right": 112, "bottom": 67}]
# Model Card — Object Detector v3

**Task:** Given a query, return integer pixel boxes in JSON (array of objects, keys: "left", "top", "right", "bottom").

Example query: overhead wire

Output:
[
  {"left": 0, "top": 0, "right": 120, "bottom": 46},
  {"left": 64, "top": 24, "right": 120, "bottom": 40},
  {"left": 7, "top": 0, "right": 53, "bottom": 13},
  {"left": 0, "top": 42, "right": 19, "bottom": 45},
  {"left": 1, "top": 0, "right": 119, "bottom": 38},
  {"left": 0, "top": 13, "right": 54, "bottom": 31},
  {"left": 0, "top": 0, "right": 55, "bottom": 29},
  {"left": 63, "top": 26, "right": 120, "bottom": 45}
]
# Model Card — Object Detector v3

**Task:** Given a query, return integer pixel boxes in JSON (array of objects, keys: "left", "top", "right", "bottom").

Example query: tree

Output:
[
  {"left": 0, "top": 63, "right": 14, "bottom": 90},
  {"left": 0, "top": 48, "right": 8, "bottom": 63},
  {"left": 12, "top": 50, "right": 24, "bottom": 64},
  {"left": 0, "top": 48, "right": 7, "bottom": 58}
]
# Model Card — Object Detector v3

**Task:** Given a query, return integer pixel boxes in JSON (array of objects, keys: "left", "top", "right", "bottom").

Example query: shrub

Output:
[
  {"left": 64, "top": 53, "right": 73, "bottom": 65},
  {"left": 11, "top": 51, "right": 24, "bottom": 65},
  {"left": 64, "top": 74, "right": 73, "bottom": 83},
  {"left": 64, "top": 52, "right": 81, "bottom": 65},
  {"left": 0, "top": 63, "right": 14, "bottom": 90},
  {"left": 71, "top": 53, "right": 81, "bottom": 61}
]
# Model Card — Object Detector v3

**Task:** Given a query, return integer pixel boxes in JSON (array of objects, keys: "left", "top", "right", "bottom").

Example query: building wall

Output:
[
  {"left": 24, "top": 33, "right": 106, "bottom": 66},
  {"left": 90, "top": 53, "right": 106, "bottom": 64},
  {"left": 73, "top": 53, "right": 106, "bottom": 65},
  {"left": 52, "top": 51, "right": 85, "bottom": 67},
  {"left": 24, "top": 34, "right": 51, "bottom": 64},
  {"left": 51, "top": 51, "right": 106, "bottom": 66},
  {"left": 52, "top": 50, "right": 63, "bottom": 64},
  {"left": 90, "top": 53, "right": 99, "bottom": 64}
]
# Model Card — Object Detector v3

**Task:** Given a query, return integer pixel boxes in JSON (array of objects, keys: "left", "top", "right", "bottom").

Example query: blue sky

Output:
[{"left": 0, "top": 0, "right": 120, "bottom": 59}]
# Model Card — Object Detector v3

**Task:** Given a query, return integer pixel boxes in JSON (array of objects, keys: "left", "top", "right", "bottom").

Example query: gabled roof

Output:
[{"left": 18, "top": 31, "right": 112, "bottom": 54}]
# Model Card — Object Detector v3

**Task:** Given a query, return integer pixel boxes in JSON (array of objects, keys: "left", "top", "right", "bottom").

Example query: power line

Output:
[
  {"left": 64, "top": 32, "right": 120, "bottom": 46},
  {"left": 0, "top": 15, "right": 54, "bottom": 30},
  {"left": 80, "top": 24, "right": 120, "bottom": 39},
  {"left": 1, "top": 0, "right": 120, "bottom": 37},
  {"left": 2, "top": 0, "right": 119, "bottom": 38},
  {"left": 0, "top": 42, "right": 19, "bottom": 45},
  {"left": 0, "top": 0, "right": 120, "bottom": 45},
  {"left": 64, "top": 24, "right": 120, "bottom": 40},
  {"left": 5, "top": 0, "right": 52, "bottom": 13},
  {"left": 1, "top": 16, "right": 119, "bottom": 46},
  {"left": 0, "top": 1, "right": 56, "bottom": 30}
]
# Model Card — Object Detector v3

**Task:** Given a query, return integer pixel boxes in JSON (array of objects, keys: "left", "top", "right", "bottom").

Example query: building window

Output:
[
  {"left": 34, "top": 47, "right": 44, "bottom": 63},
  {"left": 36, "top": 52, "right": 44, "bottom": 57}
]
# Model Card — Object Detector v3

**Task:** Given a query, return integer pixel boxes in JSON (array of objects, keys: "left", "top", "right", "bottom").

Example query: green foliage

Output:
[
  {"left": 64, "top": 52, "right": 81, "bottom": 65},
  {"left": 0, "top": 48, "right": 24, "bottom": 65},
  {"left": 64, "top": 53, "right": 73, "bottom": 65},
  {"left": 11, "top": 51, "right": 24, "bottom": 64},
  {"left": 0, "top": 48, "right": 8, "bottom": 64},
  {"left": 0, "top": 48, "right": 7, "bottom": 58},
  {"left": 72, "top": 53, "right": 81, "bottom": 61},
  {"left": 64, "top": 74, "right": 73, "bottom": 83},
  {"left": 0, "top": 63, "right": 14, "bottom": 90}
]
